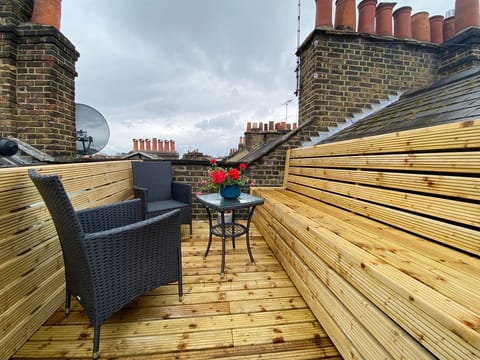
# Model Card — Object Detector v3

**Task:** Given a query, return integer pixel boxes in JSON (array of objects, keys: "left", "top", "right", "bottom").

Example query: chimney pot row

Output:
[
  {"left": 314, "top": 0, "right": 480, "bottom": 44},
  {"left": 132, "top": 138, "right": 176, "bottom": 153},
  {"left": 245, "top": 121, "right": 298, "bottom": 132}
]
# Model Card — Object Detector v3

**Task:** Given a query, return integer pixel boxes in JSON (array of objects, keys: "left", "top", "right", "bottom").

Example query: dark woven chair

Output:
[
  {"left": 28, "top": 169, "right": 183, "bottom": 359},
  {"left": 132, "top": 161, "right": 192, "bottom": 236}
]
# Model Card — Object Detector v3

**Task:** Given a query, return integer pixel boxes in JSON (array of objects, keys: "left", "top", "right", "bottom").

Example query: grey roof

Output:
[
  {"left": 0, "top": 136, "right": 54, "bottom": 167},
  {"left": 319, "top": 66, "right": 480, "bottom": 144}
]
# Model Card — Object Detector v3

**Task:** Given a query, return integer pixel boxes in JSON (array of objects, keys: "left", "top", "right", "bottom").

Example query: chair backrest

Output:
[
  {"left": 132, "top": 161, "right": 172, "bottom": 201},
  {"left": 28, "top": 169, "right": 92, "bottom": 293}
]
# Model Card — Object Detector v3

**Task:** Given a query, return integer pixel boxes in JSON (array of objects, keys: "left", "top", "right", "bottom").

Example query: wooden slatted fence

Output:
[
  {"left": 252, "top": 119, "right": 480, "bottom": 359},
  {"left": 0, "top": 161, "right": 134, "bottom": 360}
]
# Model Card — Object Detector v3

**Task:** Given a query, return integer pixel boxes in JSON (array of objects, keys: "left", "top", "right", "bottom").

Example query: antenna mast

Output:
[
  {"left": 297, "top": 0, "right": 301, "bottom": 48},
  {"left": 295, "top": 0, "right": 301, "bottom": 97}
]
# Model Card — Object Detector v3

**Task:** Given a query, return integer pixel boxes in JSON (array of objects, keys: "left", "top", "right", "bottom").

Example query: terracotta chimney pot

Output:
[
  {"left": 132, "top": 139, "right": 138, "bottom": 152},
  {"left": 375, "top": 2, "right": 397, "bottom": 36},
  {"left": 164, "top": 140, "right": 169, "bottom": 152},
  {"left": 246, "top": 122, "right": 252, "bottom": 131},
  {"left": 139, "top": 139, "right": 145, "bottom": 151},
  {"left": 358, "top": 0, "right": 377, "bottom": 33},
  {"left": 31, "top": 0, "right": 62, "bottom": 30},
  {"left": 393, "top": 6, "right": 412, "bottom": 38},
  {"left": 315, "top": 0, "right": 333, "bottom": 28},
  {"left": 145, "top": 139, "right": 151, "bottom": 152},
  {"left": 269, "top": 121, "right": 274, "bottom": 130},
  {"left": 429, "top": 15, "right": 444, "bottom": 43},
  {"left": 170, "top": 140, "right": 175, "bottom": 152},
  {"left": 152, "top": 137, "right": 157, "bottom": 152},
  {"left": 443, "top": 15, "right": 456, "bottom": 41},
  {"left": 334, "top": 0, "right": 356, "bottom": 31},
  {"left": 412, "top": 11, "right": 431, "bottom": 42},
  {"left": 158, "top": 139, "right": 164, "bottom": 152},
  {"left": 455, "top": 0, "right": 480, "bottom": 34}
]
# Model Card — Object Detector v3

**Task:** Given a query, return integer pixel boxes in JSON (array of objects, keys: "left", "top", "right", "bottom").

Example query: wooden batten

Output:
[{"left": 289, "top": 119, "right": 480, "bottom": 158}]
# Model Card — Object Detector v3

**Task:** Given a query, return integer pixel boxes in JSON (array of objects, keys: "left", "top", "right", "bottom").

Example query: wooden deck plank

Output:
[{"left": 11, "top": 221, "right": 339, "bottom": 359}]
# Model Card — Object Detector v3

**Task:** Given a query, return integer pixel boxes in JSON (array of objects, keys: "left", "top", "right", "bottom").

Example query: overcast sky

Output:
[{"left": 61, "top": 0, "right": 454, "bottom": 157}]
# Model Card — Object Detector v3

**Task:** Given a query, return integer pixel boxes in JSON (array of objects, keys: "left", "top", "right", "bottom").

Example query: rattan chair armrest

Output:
[
  {"left": 133, "top": 185, "right": 149, "bottom": 218},
  {"left": 76, "top": 199, "right": 143, "bottom": 233},
  {"left": 84, "top": 208, "right": 180, "bottom": 241}
]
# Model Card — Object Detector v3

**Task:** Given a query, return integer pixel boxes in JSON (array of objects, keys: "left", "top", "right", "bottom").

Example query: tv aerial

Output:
[{"left": 75, "top": 103, "right": 110, "bottom": 155}]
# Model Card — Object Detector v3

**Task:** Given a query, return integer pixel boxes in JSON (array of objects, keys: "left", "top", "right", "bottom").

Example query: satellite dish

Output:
[{"left": 75, "top": 103, "right": 110, "bottom": 155}]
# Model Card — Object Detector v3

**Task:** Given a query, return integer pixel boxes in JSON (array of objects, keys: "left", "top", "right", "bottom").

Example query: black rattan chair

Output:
[
  {"left": 28, "top": 169, "right": 183, "bottom": 359},
  {"left": 132, "top": 161, "right": 192, "bottom": 236}
]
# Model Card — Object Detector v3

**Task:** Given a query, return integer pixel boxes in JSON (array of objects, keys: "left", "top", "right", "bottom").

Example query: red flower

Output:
[
  {"left": 199, "top": 160, "right": 253, "bottom": 193},
  {"left": 211, "top": 169, "right": 226, "bottom": 184},
  {"left": 228, "top": 168, "right": 240, "bottom": 181}
]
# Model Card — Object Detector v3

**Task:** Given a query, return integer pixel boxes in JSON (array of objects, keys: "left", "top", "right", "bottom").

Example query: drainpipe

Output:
[
  {"left": 393, "top": 6, "right": 412, "bottom": 39},
  {"left": 315, "top": 0, "right": 333, "bottom": 28},
  {"left": 31, "top": 0, "right": 62, "bottom": 30},
  {"left": 334, "top": 0, "right": 356, "bottom": 31},
  {"left": 358, "top": 0, "right": 377, "bottom": 33},
  {"left": 412, "top": 11, "right": 431, "bottom": 42},
  {"left": 455, "top": 0, "right": 480, "bottom": 34},
  {"left": 430, "top": 15, "right": 444, "bottom": 43}
]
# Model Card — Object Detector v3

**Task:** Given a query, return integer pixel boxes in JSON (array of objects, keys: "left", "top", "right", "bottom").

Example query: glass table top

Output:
[{"left": 196, "top": 192, "right": 264, "bottom": 211}]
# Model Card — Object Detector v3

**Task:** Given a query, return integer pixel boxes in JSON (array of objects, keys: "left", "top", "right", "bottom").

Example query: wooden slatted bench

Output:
[{"left": 251, "top": 119, "right": 480, "bottom": 359}]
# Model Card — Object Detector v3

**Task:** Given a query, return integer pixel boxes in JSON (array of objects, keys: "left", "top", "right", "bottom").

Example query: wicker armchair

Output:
[
  {"left": 28, "top": 169, "right": 183, "bottom": 359},
  {"left": 132, "top": 161, "right": 192, "bottom": 236}
]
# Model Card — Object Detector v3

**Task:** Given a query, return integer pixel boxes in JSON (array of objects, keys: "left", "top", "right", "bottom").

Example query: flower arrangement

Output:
[{"left": 198, "top": 159, "right": 253, "bottom": 193}]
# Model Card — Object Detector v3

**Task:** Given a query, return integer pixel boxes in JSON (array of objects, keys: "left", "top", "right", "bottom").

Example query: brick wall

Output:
[
  {"left": 296, "top": 29, "right": 439, "bottom": 134},
  {"left": 171, "top": 153, "right": 303, "bottom": 219},
  {"left": 0, "top": 0, "right": 33, "bottom": 26},
  {"left": 439, "top": 27, "right": 480, "bottom": 76},
  {"left": 0, "top": 0, "right": 79, "bottom": 159}
]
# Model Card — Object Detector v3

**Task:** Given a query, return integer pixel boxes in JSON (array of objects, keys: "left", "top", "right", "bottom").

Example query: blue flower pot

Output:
[{"left": 220, "top": 184, "right": 241, "bottom": 199}]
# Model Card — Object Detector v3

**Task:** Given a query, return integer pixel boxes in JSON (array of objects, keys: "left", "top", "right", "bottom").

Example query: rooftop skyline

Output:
[{"left": 62, "top": 0, "right": 454, "bottom": 156}]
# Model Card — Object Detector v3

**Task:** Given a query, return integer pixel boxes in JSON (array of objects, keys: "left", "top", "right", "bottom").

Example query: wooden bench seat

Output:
[{"left": 251, "top": 119, "right": 480, "bottom": 359}]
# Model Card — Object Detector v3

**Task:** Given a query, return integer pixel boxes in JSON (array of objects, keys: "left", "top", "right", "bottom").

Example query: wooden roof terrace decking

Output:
[{"left": 11, "top": 222, "right": 340, "bottom": 359}]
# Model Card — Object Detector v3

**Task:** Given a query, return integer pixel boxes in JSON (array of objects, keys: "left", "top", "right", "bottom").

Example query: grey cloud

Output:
[{"left": 62, "top": 0, "right": 451, "bottom": 156}]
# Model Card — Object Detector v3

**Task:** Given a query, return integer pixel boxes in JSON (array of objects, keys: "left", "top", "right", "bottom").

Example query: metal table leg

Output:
[
  {"left": 204, "top": 207, "right": 213, "bottom": 258},
  {"left": 220, "top": 211, "right": 226, "bottom": 277},
  {"left": 245, "top": 206, "right": 256, "bottom": 264}
]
